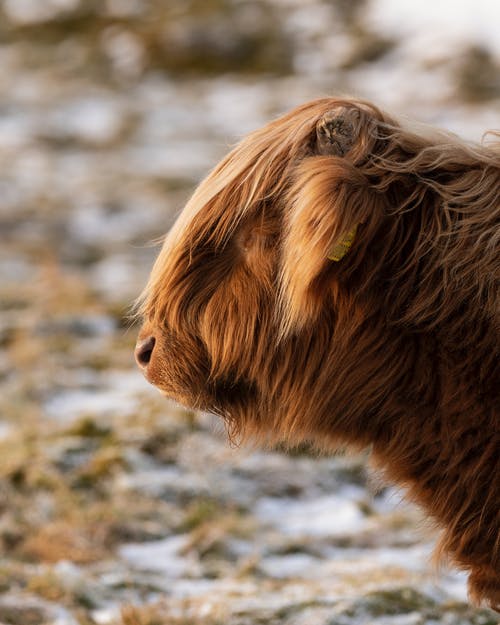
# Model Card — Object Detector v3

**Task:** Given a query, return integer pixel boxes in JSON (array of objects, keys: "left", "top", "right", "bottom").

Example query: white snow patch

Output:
[
  {"left": 0, "top": 422, "right": 14, "bottom": 441},
  {"left": 47, "top": 98, "right": 126, "bottom": 145},
  {"left": 119, "top": 534, "right": 202, "bottom": 577},
  {"left": 4, "top": 0, "right": 79, "bottom": 24},
  {"left": 256, "top": 494, "right": 366, "bottom": 538},
  {"left": 116, "top": 466, "right": 210, "bottom": 498},
  {"left": 44, "top": 371, "right": 147, "bottom": 422},
  {"left": 366, "top": 0, "right": 500, "bottom": 58}
]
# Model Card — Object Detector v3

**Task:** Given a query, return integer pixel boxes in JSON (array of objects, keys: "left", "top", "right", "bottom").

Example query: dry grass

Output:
[
  {"left": 120, "top": 603, "right": 226, "bottom": 625},
  {"left": 21, "top": 520, "right": 107, "bottom": 564}
]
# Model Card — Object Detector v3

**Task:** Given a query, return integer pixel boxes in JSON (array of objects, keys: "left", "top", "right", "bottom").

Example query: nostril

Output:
[{"left": 135, "top": 336, "right": 156, "bottom": 368}]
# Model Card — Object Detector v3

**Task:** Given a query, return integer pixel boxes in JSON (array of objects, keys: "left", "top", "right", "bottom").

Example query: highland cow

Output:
[{"left": 135, "top": 98, "right": 500, "bottom": 609}]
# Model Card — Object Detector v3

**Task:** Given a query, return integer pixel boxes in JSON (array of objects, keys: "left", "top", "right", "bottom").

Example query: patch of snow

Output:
[
  {"left": 68, "top": 200, "right": 161, "bottom": 246},
  {"left": 119, "top": 534, "right": 202, "bottom": 577},
  {"left": 4, "top": 0, "right": 79, "bottom": 24},
  {"left": 0, "top": 255, "right": 36, "bottom": 283},
  {"left": 371, "top": 615, "right": 422, "bottom": 625},
  {"left": 0, "top": 114, "right": 34, "bottom": 149},
  {"left": 90, "top": 606, "right": 121, "bottom": 625},
  {"left": 101, "top": 28, "right": 146, "bottom": 79},
  {"left": 90, "top": 253, "right": 149, "bottom": 302},
  {"left": 0, "top": 422, "right": 14, "bottom": 441},
  {"left": 366, "top": 0, "right": 500, "bottom": 58},
  {"left": 104, "top": 0, "right": 143, "bottom": 17},
  {"left": 44, "top": 369, "right": 152, "bottom": 422},
  {"left": 260, "top": 545, "right": 433, "bottom": 582},
  {"left": 124, "top": 142, "right": 220, "bottom": 179},
  {"left": 116, "top": 466, "right": 211, "bottom": 498},
  {"left": 437, "top": 569, "right": 469, "bottom": 602},
  {"left": 255, "top": 494, "right": 366, "bottom": 538},
  {"left": 47, "top": 98, "right": 127, "bottom": 146},
  {"left": 259, "top": 553, "right": 320, "bottom": 578},
  {"left": 204, "top": 79, "right": 275, "bottom": 137},
  {"left": 45, "top": 390, "right": 137, "bottom": 422},
  {"left": 44, "top": 388, "right": 138, "bottom": 422}
]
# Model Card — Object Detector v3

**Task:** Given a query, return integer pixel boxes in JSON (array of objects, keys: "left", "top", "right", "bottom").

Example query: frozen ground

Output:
[{"left": 0, "top": 0, "right": 498, "bottom": 623}]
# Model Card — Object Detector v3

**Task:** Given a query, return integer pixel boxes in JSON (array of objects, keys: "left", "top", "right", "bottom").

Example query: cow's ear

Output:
[
  {"left": 280, "top": 154, "right": 382, "bottom": 333},
  {"left": 315, "top": 107, "right": 360, "bottom": 156}
]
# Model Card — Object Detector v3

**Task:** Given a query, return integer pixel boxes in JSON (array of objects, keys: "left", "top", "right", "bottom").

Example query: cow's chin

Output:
[
  {"left": 145, "top": 372, "right": 209, "bottom": 411},
  {"left": 155, "top": 372, "right": 262, "bottom": 439},
  {"left": 141, "top": 361, "right": 208, "bottom": 412},
  {"left": 156, "top": 387, "right": 204, "bottom": 411}
]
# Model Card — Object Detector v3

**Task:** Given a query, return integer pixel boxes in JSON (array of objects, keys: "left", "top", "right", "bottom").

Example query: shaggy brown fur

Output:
[{"left": 135, "top": 98, "right": 500, "bottom": 609}]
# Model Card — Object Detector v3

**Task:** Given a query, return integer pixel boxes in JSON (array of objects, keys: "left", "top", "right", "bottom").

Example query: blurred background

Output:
[{"left": 0, "top": 1, "right": 498, "bottom": 623}]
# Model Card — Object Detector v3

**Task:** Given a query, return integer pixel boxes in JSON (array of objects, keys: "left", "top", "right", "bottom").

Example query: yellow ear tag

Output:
[{"left": 328, "top": 224, "right": 358, "bottom": 261}]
